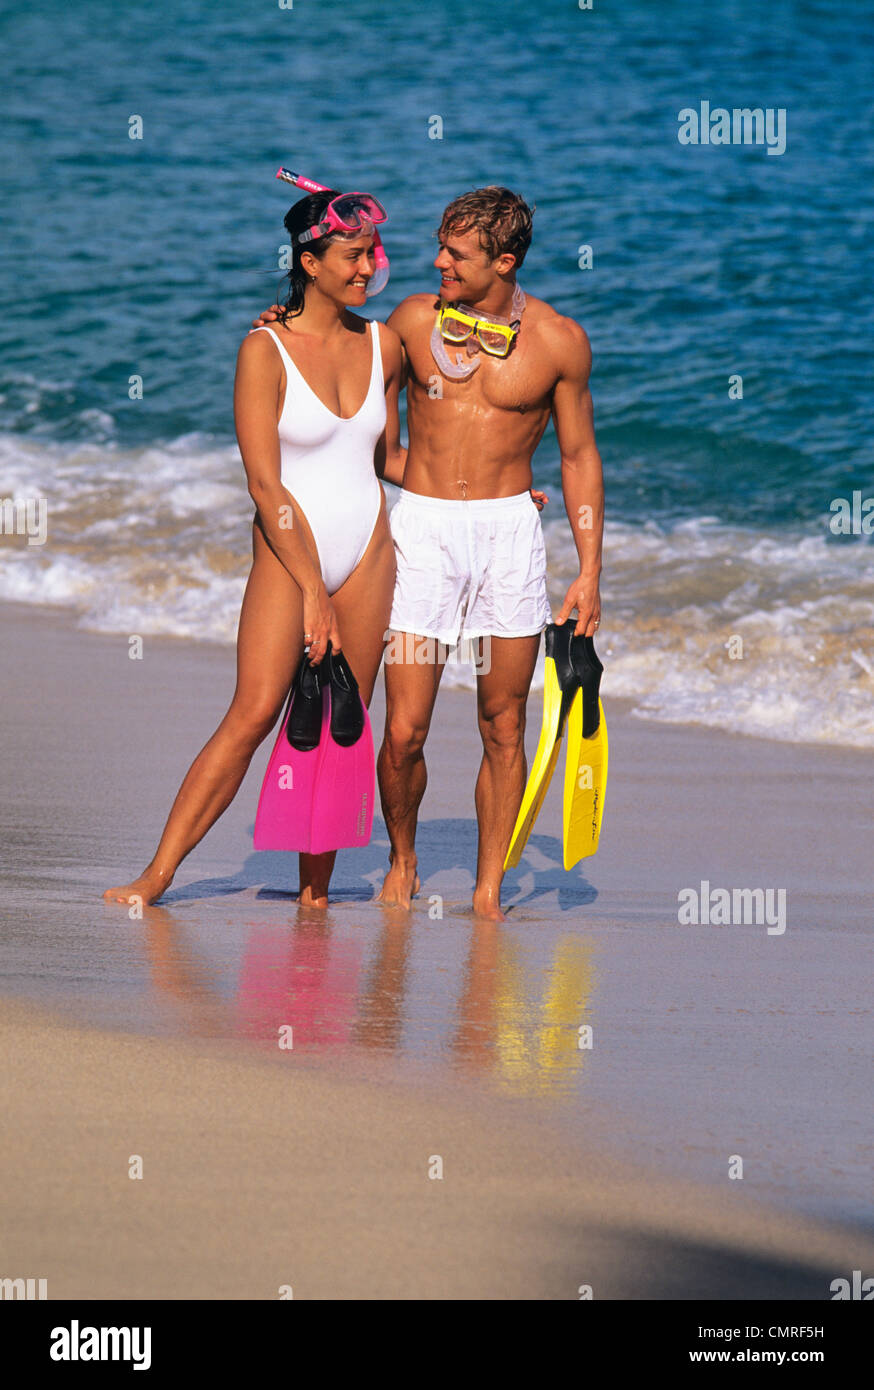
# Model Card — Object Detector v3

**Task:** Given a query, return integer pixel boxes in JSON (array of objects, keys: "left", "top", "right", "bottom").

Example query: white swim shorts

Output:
[{"left": 388, "top": 490, "right": 552, "bottom": 644}]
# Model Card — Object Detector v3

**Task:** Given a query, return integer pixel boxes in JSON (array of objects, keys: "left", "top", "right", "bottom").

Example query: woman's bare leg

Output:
[
  {"left": 103, "top": 516, "right": 306, "bottom": 906},
  {"left": 298, "top": 500, "right": 396, "bottom": 905},
  {"left": 105, "top": 497, "right": 395, "bottom": 910}
]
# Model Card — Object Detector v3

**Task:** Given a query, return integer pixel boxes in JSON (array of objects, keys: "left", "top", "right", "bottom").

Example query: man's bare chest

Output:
[{"left": 407, "top": 332, "right": 555, "bottom": 414}]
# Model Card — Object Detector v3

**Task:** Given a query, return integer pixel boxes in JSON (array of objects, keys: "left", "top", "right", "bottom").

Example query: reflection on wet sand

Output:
[
  {"left": 455, "top": 932, "right": 593, "bottom": 1092},
  {"left": 140, "top": 902, "right": 595, "bottom": 1097},
  {"left": 352, "top": 917, "right": 411, "bottom": 1052},
  {"left": 237, "top": 919, "right": 363, "bottom": 1048}
]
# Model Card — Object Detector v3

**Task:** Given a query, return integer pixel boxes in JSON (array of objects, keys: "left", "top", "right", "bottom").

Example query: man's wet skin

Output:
[{"left": 376, "top": 227, "right": 602, "bottom": 921}]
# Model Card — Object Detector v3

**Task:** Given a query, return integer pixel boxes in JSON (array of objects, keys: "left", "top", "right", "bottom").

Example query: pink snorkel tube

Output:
[{"left": 276, "top": 167, "right": 390, "bottom": 297}]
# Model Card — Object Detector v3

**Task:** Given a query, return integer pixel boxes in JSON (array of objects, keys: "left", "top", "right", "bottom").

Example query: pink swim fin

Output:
[
  {"left": 253, "top": 646, "right": 375, "bottom": 854},
  {"left": 253, "top": 655, "right": 326, "bottom": 853},
  {"left": 309, "top": 646, "right": 375, "bottom": 854}
]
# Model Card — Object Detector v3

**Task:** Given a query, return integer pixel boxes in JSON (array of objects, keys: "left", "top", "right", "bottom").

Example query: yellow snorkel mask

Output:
[
  {"left": 438, "top": 302, "right": 520, "bottom": 357},
  {"left": 431, "top": 284, "right": 526, "bottom": 380}
]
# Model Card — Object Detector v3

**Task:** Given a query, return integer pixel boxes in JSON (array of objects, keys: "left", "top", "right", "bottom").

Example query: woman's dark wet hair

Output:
[{"left": 279, "top": 191, "right": 342, "bottom": 321}]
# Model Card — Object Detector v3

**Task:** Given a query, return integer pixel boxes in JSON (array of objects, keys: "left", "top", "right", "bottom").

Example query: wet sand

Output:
[{"left": 1, "top": 599, "right": 872, "bottom": 1296}]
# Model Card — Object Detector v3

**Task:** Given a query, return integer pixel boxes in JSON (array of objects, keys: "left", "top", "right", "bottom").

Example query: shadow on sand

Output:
[{"left": 157, "top": 817, "right": 599, "bottom": 915}]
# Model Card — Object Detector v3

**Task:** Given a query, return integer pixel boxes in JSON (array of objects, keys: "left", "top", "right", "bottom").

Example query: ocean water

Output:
[{"left": 1, "top": 0, "right": 872, "bottom": 744}]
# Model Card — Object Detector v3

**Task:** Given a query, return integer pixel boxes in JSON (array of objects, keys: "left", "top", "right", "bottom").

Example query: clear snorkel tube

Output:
[
  {"left": 366, "top": 230, "right": 390, "bottom": 297},
  {"left": 430, "top": 321, "right": 482, "bottom": 380},
  {"left": 276, "top": 167, "right": 390, "bottom": 297}
]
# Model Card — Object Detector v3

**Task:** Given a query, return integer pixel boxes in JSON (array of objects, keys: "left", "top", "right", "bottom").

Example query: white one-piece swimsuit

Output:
[{"left": 251, "top": 321, "right": 385, "bottom": 595}]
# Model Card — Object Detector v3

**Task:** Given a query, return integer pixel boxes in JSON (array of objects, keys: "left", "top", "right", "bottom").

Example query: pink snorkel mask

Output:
[{"left": 276, "top": 167, "right": 390, "bottom": 297}]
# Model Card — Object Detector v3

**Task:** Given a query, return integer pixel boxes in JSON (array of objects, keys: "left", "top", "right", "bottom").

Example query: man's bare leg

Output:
[
  {"left": 377, "top": 632, "right": 446, "bottom": 907},
  {"left": 472, "top": 633, "right": 541, "bottom": 921}
]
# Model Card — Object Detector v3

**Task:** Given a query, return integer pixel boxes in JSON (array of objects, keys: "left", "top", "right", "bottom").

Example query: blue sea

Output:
[{"left": 1, "top": 0, "right": 872, "bottom": 744}]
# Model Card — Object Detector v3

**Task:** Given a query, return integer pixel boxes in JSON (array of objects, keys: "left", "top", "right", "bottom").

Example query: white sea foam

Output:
[
  {"left": 539, "top": 517, "right": 874, "bottom": 748},
  {"left": 2, "top": 437, "right": 873, "bottom": 747}
]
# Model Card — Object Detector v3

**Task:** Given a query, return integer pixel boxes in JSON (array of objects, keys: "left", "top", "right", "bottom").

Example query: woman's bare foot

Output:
[
  {"left": 377, "top": 856, "right": 420, "bottom": 909},
  {"left": 103, "top": 865, "right": 174, "bottom": 907},
  {"left": 471, "top": 883, "right": 506, "bottom": 922},
  {"left": 299, "top": 884, "right": 329, "bottom": 909},
  {"left": 298, "top": 851, "right": 334, "bottom": 909}
]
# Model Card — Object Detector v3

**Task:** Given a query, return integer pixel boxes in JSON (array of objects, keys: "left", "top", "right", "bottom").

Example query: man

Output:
[{"left": 258, "top": 187, "right": 604, "bottom": 920}]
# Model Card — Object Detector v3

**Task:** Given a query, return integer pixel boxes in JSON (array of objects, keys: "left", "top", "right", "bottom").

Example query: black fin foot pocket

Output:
[
  {"left": 326, "top": 645, "right": 365, "bottom": 747},
  {"left": 286, "top": 654, "right": 324, "bottom": 752}
]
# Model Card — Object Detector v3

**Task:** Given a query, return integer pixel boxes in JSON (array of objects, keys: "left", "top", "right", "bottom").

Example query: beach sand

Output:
[
  {"left": 3, "top": 995, "right": 873, "bottom": 1300},
  {"left": 1, "top": 600, "right": 872, "bottom": 1298}
]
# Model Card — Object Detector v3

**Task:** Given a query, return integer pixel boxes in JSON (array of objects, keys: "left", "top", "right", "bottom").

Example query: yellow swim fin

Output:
[
  {"left": 563, "top": 635, "right": 608, "bottom": 868},
  {"left": 503, "top": 622, "right": 580, "bottom": 871}
]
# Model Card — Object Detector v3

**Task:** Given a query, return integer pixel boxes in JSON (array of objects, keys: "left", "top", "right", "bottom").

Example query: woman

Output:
[{"left": 104, "top": 187, "right": 405, "bottom": 908}]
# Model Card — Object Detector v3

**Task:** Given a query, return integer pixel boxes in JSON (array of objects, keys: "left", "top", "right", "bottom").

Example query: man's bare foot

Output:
[
  {"left": 472, "top": 884, "right": 506, "bottom": 922},
  {"left": 377, "top": 857, "right": 420, "bottom": 909},
  {"left": 103, "top": 866, "right": 174, "bottom": 906}
]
